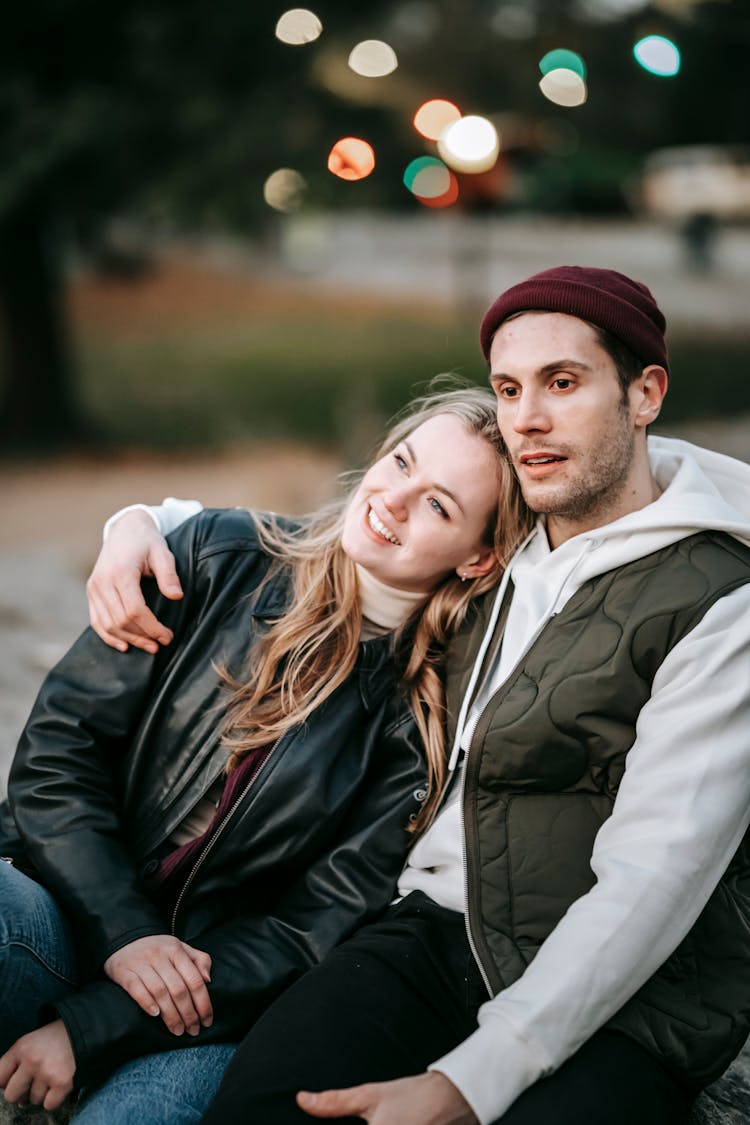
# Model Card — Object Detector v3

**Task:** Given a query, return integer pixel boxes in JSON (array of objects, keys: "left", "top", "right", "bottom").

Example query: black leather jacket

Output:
[{"left": 2, "top": 509, "right": 426, "bottom": 1085}]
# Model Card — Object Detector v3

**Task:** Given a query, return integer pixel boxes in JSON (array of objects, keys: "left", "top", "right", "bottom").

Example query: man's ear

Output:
[
  {"left": 457, "top": 546, "right": 498, "bottom": 582},
  {"left": 632, "top": 365, "right": 668, "bottom": 429}
]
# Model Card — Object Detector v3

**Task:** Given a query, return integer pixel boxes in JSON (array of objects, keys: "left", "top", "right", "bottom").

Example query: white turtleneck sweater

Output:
[{"left": 355, "top": 563, "right": 426, "bottom": 639}]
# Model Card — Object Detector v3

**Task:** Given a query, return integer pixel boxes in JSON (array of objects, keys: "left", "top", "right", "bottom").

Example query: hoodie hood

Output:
[
  {"left": 459, "top": 434, "right": 750, "bottom": 713},
  {"left": 646, "top": 435, "right": 750, "bottom": 549}
]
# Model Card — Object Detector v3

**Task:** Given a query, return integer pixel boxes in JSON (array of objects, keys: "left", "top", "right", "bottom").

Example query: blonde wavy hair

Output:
[{"left": 221, "top": 381, "right": 532, "bottom": 834}]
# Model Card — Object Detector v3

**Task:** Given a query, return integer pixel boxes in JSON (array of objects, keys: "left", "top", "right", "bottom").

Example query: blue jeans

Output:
[
  {"left": 73, "top": 1044, "right": 237, "bottom": 1125},
  {"left": 0, "top": 858, "right": 79, "bottom": 1052},
  {"left": 0, "top": 860, "right": 236, "bottom": 1123}
]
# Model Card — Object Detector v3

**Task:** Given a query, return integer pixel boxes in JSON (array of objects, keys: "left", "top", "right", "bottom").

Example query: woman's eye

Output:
[
  {"left": 394, "top": 453, "right": 408, "bottom": 471},
  {"left": 429, "top": 497, "right": 448, "bottom": 519},
  {"left": 553, "top": 378, "right": 573, "bottom": 390}
]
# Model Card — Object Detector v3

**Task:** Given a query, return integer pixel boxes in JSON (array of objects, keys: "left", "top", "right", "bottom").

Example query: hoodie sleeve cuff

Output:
[
  {"left": 103, "top": 498, "right": 203, "bottom": 541},
  {"left": 428, "top": 1012, "right": 549, "bottom": 1125}
]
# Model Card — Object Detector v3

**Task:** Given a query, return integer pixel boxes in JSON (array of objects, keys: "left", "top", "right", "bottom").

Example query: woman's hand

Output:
[
  {"left": 103, "top": 934, "right": 213, "bottom": 1036},
  {"left": 0, "top": 1020, "right": 76, "bottom": 1111},
  {"left": 86, "top": 509, "right": 183, "bottom": 652}
]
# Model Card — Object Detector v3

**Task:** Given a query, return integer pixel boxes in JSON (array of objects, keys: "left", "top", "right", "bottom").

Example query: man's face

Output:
[{"left": 489, "top": 312, "right": 643, "bottom": 543}]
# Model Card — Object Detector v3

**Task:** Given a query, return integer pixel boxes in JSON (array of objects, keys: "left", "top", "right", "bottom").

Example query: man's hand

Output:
[
  {"left": 297, "top": 1071, "right": 478, "bottom": 1125},
  {"left": 103, "top": 934, "right": 213, "bottom": 1036},
  {"left": 86, "top": 509, "right": 183, "bottom": 652},
  {"left": 0, "top": 1020, "right": 76, "bottom": 1111}
]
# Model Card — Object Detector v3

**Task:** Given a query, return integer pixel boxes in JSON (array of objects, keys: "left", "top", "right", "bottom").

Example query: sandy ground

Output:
[{"left": 0, "top": 444, "right": 341, "bottom": 795}]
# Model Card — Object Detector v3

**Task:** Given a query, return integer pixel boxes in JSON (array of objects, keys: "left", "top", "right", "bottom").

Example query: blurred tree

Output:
[
  {"left": 1, "top": 0, "right": 747, "bottom": 447},
  {"left": 0, "top": 0, "right": 390, "bottom": 448}
]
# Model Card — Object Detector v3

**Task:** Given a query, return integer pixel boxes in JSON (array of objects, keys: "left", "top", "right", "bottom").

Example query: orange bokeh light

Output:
[
  {"left": 413, "top": 99, "right": 461, "bottom": 141},
  {"left": 327, "top": 137, "right": 376, "bottom": 181},
  {"left": 415, "top": 169, "right": 459, "bottom": 208}
]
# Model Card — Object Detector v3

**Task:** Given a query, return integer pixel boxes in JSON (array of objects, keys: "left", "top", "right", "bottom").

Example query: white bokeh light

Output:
[
  {"left": 275, "top": 9, "right": 323, "bottom": 46},
  {"left": 263, "top": 168, "right": 307, "bottom": 212},
  {"left": 437, "top": 115, "right": 500, "bottom": 174},
  {"left": 539, "top": 68, "right": 588, "bottom": 107},
  {"left": 348, "top": 40, "right": 398, "bottom": 77},
  {"left": 633, "top": 35, "right": 681, "bottom": 77}
]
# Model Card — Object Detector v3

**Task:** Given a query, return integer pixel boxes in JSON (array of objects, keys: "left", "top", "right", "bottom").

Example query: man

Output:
[{"left": 58, "top": 268, "right": 750, "bottom": 1122}]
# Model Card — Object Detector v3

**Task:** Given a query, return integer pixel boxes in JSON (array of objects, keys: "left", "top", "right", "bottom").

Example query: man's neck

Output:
[{"left": 546, "top": 467, "right": 662, "bottom": 549}]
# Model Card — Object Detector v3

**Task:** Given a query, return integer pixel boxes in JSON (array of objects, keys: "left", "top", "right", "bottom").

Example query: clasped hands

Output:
[{"left": 0, "top": 932, "right": 212, "bottom": 1111}]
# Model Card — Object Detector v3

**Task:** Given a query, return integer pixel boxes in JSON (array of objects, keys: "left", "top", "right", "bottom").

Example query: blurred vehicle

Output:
[{"left": 640, "top": 144, "right": 750, "bottom": 221}]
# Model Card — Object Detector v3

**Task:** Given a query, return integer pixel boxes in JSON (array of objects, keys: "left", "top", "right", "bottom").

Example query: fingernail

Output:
[
  {"left": 203, "top": 1016, "right": 213, "bottom": 1028},
  {"left": 188, "top": 1025, "right": 199, "bottom": 1037},
  {"left": 149, "top": 1007, "right": 159, "bottom": 1017}
]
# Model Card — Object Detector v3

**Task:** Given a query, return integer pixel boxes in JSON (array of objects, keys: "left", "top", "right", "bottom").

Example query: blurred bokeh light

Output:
[
  {"left": 633, "top": 35, "right": 681, "bottom": 76},
  {"left": 539, "top": 48, "right": 587, "bottom": 78},
  {"left": 413, "top": 99, "right": 461, "bottom": 141},
  {"left": 348, "top": 40, "right": 398, "bottom": 77},
  {"left": 275, "top": 9, "right": 323, "bottom": 46},
  {"left": 539, "top": 68, "right": 588, "bottom": 107},
  {"left": 263, "top": 168, "right": 307, "bottom": 212},
  {"left": 489, "top": 4, "right": 537, "bottom": 39},
  {"left": 403, "top": 156, "right": 450, "bottom": 197},
  {"left": 437, "top": 116, "right": 500, "bottom": 174},
  {"left": 327, "top": 137, "right": 376, "bottom": 180},
  {"left": 415, "top": 169, "right": 459, "bottom": 207}
]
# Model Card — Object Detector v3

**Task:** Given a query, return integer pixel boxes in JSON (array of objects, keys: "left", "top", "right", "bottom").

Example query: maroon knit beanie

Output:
[{"left": 479, "top": 265, "right": 668, "bottom": 372}]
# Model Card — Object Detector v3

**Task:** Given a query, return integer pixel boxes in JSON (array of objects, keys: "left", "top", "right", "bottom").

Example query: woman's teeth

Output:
[{"left": 368, "top": 508, "right": 400, "bottom": 544}]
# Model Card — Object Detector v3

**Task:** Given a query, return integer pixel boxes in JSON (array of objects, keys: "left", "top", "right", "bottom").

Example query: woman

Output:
[{"left": 0, "top": 386, "right": 530, "bottom": 1124}]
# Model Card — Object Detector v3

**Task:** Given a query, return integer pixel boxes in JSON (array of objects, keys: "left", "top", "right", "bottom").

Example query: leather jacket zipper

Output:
[{"left": 170, "top": 739, "right": 280, "bottom": 935}]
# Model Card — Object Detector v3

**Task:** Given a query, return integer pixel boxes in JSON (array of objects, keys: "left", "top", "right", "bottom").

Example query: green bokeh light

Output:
[
  {"left": 539, "top": 49, "right": 586, "bottom": 79},
  {"left": 403, "top": 156, "right": 447, "bottom": 192}
]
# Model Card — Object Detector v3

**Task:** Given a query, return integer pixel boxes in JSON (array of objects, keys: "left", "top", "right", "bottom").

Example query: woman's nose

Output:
[{"left": 383, "top": 486, "right": 410, "bottom": 522}]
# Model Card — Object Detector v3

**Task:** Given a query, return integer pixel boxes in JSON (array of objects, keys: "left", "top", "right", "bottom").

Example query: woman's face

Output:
[{"left": 341, "top": 413, "right": 500, "bottom": 592}]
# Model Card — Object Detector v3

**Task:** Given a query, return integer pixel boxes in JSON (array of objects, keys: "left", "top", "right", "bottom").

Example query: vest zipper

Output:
[
  {"left": 170, "top": 738, "right": 280, "bottom": 935},
  {"left": 460, "top": 759, "right": 494, "bottom": 999},
  {"left": 456, "top": 543, "right": 595, "bottom": 996}
]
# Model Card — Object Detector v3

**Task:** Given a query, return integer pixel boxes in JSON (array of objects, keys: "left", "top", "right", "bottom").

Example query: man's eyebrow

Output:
[
  {"left": 491, "top": 359, "right": 593, "bottom": 381},
  {"left": 539, "top": 359, "right": 593, "bottom": 375},
  {"left": 404, "top": 439, "right": 464, "bottom": 515}
]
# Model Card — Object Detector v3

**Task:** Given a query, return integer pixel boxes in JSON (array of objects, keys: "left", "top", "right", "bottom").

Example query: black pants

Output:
[{"left": 200, "top": 893, "right": 693, "bottom": 1125}]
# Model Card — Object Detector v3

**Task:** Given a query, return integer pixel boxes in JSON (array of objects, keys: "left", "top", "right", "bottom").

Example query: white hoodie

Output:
[
  {"left": 412, "top": 436, "right": 750, "bottom": 1123},
  {"left": 106, "top": 436, "right": 750, "bottom": 1124}
]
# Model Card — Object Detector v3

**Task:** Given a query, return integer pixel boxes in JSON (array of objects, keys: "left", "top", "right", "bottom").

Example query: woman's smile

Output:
[{"left": 366, "top": 505, "right": 401, "bottom": 545}]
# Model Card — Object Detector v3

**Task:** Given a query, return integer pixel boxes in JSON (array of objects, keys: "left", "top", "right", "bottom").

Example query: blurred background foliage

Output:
[{"left": 1, "top": 0, "right": 748, "bottom": 455}]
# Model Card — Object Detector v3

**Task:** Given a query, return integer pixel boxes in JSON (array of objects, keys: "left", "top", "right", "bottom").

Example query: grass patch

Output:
[
  {"left": 71, "top": 267, "right": 750, "bottom": 454},
  {"left": 77, "top": 311, "right": 486, "bottom": 454}
]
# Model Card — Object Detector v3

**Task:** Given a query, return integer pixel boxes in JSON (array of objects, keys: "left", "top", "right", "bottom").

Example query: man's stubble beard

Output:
[{"left": 519, "top": 402, "right": 636, "bottom": 525}]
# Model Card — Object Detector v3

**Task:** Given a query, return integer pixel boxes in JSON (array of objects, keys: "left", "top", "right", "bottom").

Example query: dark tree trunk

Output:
[{"left": 0, "top": 204, "right": 87, "bottom": 451}]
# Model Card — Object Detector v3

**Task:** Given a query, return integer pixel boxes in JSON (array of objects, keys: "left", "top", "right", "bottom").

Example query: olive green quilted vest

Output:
[{"left": 444, "top": 530, "right": 750, "bottom": 1086}]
